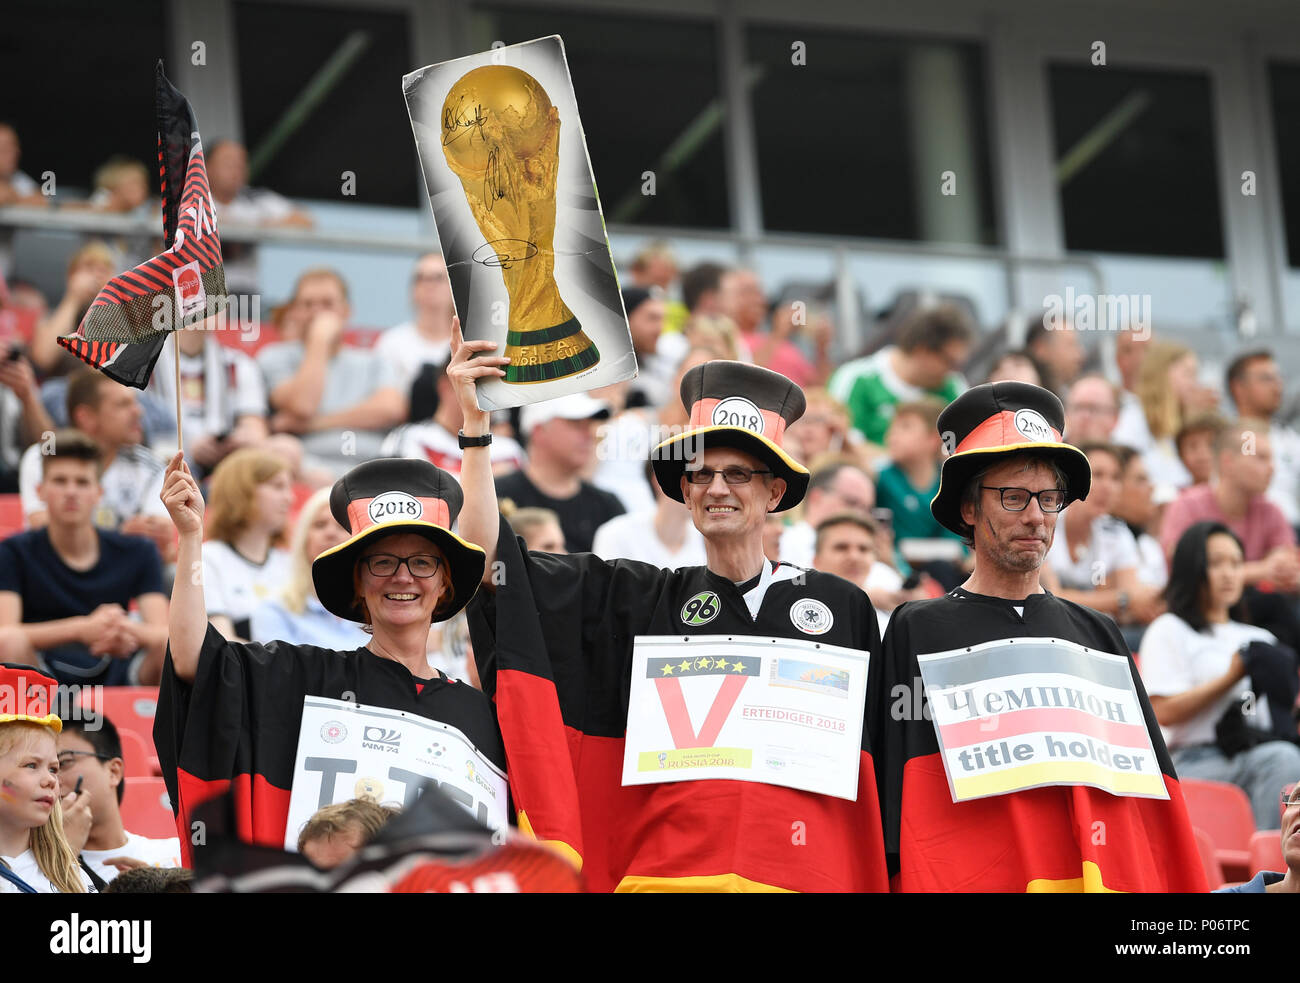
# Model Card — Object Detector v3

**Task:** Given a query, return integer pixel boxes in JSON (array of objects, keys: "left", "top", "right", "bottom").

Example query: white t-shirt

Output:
[
  {"left": 1138, "top": 613, "right": 1276, "bottom": 748},
  {"left": 80, "top": 831, "right": 182, "bottom": 884},
  {"left": 864, "top": 560, "right": 904, "bottom": 635},
  {"left": 374, "top": 321, "right": 452, "bottom": 397},
  {"left": 778, "top": 520, "right": 817, "bottom": 568},
  {"left": 1134, "top": 530, "right": 1168, "bottom": 589},
  {"left": 203, "top": 541, "right": 293, "bottom": 629},
  {"left": 381, "top": 420, "right": 525, "bottom": 479},
  {"left": 1265, "top": 421, "right": 1300, "bottom": 527},
  {"left": 0, "top": 849, "right": 95, "bottom": 893},
  {"left": 1045, "top": 512, "right": 1139, "bottom": 590},
  {"left": 147, "top": 336, "right": 267, "bottom": 447},
  {"left": 215, "top": 187, "right": 297, "bottom": 226},
  {"left": 592, "top": 509, "right": 707, "bottom": 568},
  {"left": 592, "top": 408, "right": 658, "bottom": 515},
  {"left": 19, "top": 442, "right": 169, "bottom": 529},
  {"left": 1111, "top": 396, "right": 1191, "bottom": 502}
]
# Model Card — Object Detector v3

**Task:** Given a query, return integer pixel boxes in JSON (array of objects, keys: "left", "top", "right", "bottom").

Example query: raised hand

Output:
[
  {"left": 161, "top": 452, "right": 205, "bottom": 537},
  {"left": 446, "top": 315, "right": 509, "bottom": 434}
]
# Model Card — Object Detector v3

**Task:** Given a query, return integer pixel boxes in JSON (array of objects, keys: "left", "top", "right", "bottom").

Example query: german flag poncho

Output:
[
  {"left": 467, "top": 516, "right": 890, "bottom": 893},
  {"left": 870, "top": 587, "right": 1208, "bottom": 892}
]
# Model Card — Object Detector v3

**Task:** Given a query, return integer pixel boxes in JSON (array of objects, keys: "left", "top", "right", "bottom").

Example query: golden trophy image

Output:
[{"left": 440, "top": 65, "right": 600, "bottom": 384}]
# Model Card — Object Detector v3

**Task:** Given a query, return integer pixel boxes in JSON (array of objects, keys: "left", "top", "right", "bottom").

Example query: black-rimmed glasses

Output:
[
  {"left": 981, "top": 486, "right": 1066, "bottom": 513},
  {"left": 56, "top": 751, "right": 114, "bottom": 769},
  {"left": 362, "top": 554, "right": 443, "bottom": 578}
]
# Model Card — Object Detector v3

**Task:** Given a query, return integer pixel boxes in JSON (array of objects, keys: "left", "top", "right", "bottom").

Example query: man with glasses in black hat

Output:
[
  {"left": 869, "top": 380, "right": 1206, "bottom": 892},
  {"left": 452, "top": 321, "right": 888, "bottom": 893}
]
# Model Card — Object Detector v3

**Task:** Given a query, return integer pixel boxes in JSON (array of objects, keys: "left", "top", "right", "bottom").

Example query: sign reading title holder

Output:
[{"left": 403, "top": 36, "right": 636, "bottom": 410}]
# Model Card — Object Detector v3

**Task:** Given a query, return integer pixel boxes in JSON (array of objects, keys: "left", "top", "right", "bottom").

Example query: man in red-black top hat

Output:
[
  {"left": 870, "top": 380, "right": 1206, "bottom": 891},
  {"left": 452, "top": 322, "right": 888, "bottom": 893}
]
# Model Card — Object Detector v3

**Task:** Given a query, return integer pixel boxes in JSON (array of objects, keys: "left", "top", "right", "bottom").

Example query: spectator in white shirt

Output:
[
  {"left": 593, "top": 460, "right": 706, "bottom": 568},
  {"left": 149, "top": 326, "right": 302, "bottom": 480},
  {"left": 1064, "top": 374, "right": 1120, "bottom": 445},
  {"left": 376, "top": 253, "right": 456, "bottom": 414},
  {"left": 1041, "top": 441, "right": 1165, "bottom": 627},
  {"left": 381, "top": 354, "right": 525, "bottom": 478},
  {"left": 203, "top": 447, "right": 295, "bottom": 640},
  {"left": 1140, "top": 521, "right": 1300, "bottom": 828},
  {"left": 56, "top": 715, "right": 180, "bottom": 884},
  {"left": 249, "top": 487, "right": 370, "bottom": 650},
  {"left": 207, "top": 139, "right": 312, "bottom": 229},
  {"left": 1227, "top": 350, "right": 1300, "bottom": 529},
  {"left": 1111, "top": 445, "right": 1168, "bottom": 590}
]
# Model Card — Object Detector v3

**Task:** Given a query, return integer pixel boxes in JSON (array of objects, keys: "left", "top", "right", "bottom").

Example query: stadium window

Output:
[
  {"left": 470, "top": 5, "right": 730, "bottom": 229},
  {"left": 1048, "top": 64, "right": 1224, "bottom": 258},
  {"left": 233, "top": 1, "right": 417, "bottom": 206},
  {"left": 1268, "top": 62, "right": 1300, "bottom": 267},
  {"left": 745, "top": 25, "right": 998, "bottom": 245},
  {"left": 0, "top": 0, "right": 167, "bottom": 196}
]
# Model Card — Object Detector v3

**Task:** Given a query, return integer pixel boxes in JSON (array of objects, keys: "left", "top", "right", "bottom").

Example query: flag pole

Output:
[{"left": 174, "top": 336, "right": 183, "bottom": 453}]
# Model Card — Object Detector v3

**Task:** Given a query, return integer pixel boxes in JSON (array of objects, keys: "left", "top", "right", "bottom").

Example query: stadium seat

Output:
[
  {"left": 0, "top": 493, "right": 22, "bottom": 539},
  {"left": 78, "top": 687, "right": 159, "bottom": 771},
  {"left": 1182, "top": 778, "right": 1255, "bottom": 881},
  {"left": 119, "top": 777, "right": 176, "bottom": 840},
  {"left": 1249, "top": 830, "right": 1285, "bottom": 876},
  {"left": 116, "top": 728, "right": 161, "bottom": 777},
  {"left": 1193, "top": 826, "right": 1226, "bottom": 890}
]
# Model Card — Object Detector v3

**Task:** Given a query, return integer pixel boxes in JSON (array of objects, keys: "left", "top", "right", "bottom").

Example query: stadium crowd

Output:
[{"left": 1, "top": 128, "right": 1300, "bottom": 893}]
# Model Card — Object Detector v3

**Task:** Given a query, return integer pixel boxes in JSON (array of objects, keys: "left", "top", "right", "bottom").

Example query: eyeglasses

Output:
[
  {"left": 981, "top": 486, "right": 1066, "bottom": 513},
  {"left": 56, "top": 751, "right": 114, "bottom": 769},
  {"left": 685, "top": 466, "right": 773, "bottom": 485},
  {"left": 1281, "top": 786, "right": 1300, "bottom": 812},
  {"left": 362, "top": 553, "right": 443, "bottom": 578}
]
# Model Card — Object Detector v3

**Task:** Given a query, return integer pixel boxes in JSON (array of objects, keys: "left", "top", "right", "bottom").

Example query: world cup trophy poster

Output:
[{"left": 403, "top": 36, "right": 636, "bottom": 410}]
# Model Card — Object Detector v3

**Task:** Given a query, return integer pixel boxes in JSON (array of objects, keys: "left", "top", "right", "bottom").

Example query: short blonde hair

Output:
[
  {"left": 297, "top": 798, "right": 399, "bottom": 854},
  {"left": 93, "top": 156, "right": 148, "bottom": 192},
  {"left": 206, "top": 447, "right": 291, "bottom": 545}
]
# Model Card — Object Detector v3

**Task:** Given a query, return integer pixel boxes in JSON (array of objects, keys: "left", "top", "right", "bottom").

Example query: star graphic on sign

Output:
[
  {"left": 660, "top": 663, "right": 675, "bottom": 676},
  {"left": 731, "top": 661, "right": 747, "bottom": 674},
  {"left": 713, "top": 658, "right": 730, "bottom": 670},
  {"left": 678, "top": 660, "right": 693, "bottom": 673},
  {"left": 695, "top": 657, "right": 711, "bottom": 671}
]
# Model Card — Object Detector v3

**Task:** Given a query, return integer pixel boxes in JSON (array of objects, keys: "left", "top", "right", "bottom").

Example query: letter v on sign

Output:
[{"left": 654, "top": 674, "right": 750, "bottom": 749}]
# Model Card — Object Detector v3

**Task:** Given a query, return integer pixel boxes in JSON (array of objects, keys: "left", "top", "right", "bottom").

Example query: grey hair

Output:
[{"left": 957, "top": 454, "right": 1068, "bottom": 547}]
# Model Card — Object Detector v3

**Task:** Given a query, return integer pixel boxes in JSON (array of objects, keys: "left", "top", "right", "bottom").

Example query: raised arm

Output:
[
  {"left": 446, "top": 317, "right": 510, "bottom": 588},
  {"left": 159, "top": 451, "right": 208, "bottom": 683}
]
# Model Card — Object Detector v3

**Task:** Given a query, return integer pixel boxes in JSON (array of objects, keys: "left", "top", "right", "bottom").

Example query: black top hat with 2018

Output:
[
  {"left": 651, "top": 360, "right": 810, "bottom": 511},
  {"left": 312, "top": 458, "right": 485, "bottom": 624},
  {"left": 930, "top": 381, "right": 1092, "bottom": 536}
]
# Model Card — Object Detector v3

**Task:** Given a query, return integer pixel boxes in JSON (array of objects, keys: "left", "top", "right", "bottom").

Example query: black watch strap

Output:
[{"left": 458, "top": 430, "right": 493, "bottom": 448}]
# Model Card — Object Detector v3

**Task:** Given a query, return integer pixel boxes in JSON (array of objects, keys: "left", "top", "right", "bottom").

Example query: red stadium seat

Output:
[
  {"left": 79, "top": 687, "right": 159, "bottom": 772},
  {"left": 116, "top": 728, "right": 160, "bottom": 777},
  {"left": 119, "top": 777, "right": 177, "bottom": 839},
  {"left": 1182, "top": 778, "right": 1255, "bottom": 882},
  {"left": 1193, "top": 826, "right": 1226, "bottom": 890},
  {"left": 1249, "top": 830, "right": 1285, "bottom": 876},
  {"left": 0, "top": 494, "right": 23, "bottom": 539}
]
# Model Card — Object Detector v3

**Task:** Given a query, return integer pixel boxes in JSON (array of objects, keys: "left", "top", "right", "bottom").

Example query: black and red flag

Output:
[{"left": 57, "top": 61, "right": 227, "bottom": 388}]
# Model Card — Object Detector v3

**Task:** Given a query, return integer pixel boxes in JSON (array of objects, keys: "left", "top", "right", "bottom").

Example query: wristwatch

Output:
[{"left": 458, "top": 430, "right": 493, "bottom": 449}]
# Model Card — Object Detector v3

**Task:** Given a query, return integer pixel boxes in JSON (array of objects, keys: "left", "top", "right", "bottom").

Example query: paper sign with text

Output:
[
  {"left": 284, "top": 696, "right": 507, "bottom": 851},
  {"left": 917, "top": 637, "right": 1167, "bottom": 803},
  {"left": 622, "top": 636, "right": 869, "bottom": 801}
]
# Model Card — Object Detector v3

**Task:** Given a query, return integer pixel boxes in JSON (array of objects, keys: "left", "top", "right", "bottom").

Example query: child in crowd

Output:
[{"left": 0, "top": 664, "right": 93, "bottom": 893}]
